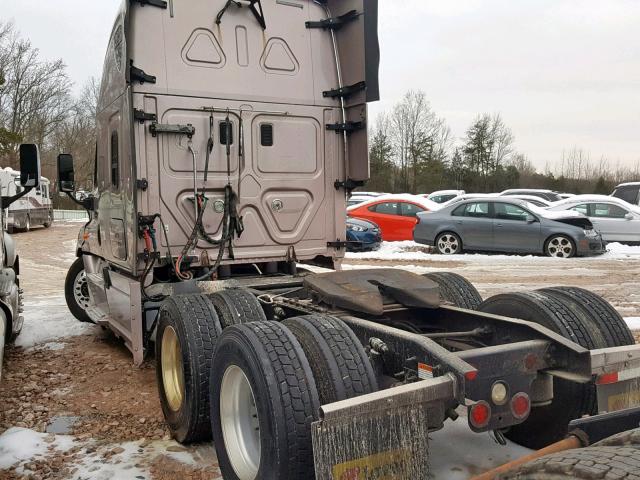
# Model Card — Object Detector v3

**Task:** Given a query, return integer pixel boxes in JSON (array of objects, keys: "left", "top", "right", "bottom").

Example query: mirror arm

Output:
[
  {"left": 65, "top": 191, "right": 95, "bottom": 212},
  {"left": 1, "top": 187, "right": 34, "bottom": 209}
]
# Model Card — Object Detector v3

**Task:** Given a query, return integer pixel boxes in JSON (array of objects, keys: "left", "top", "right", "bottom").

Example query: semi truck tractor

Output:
[{"left": 59, "top": 1, "right": 640, "bottom": 478}]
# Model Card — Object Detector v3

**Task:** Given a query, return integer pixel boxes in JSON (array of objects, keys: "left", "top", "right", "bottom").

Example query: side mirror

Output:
[
  {"left": 526, "top": 215, "right": 537, "bottom": 223},
  {"left": 19, "top": 144, "right": 41, "bottom": 188},
  {"left": 57, "top": 153, "right": 75, "bottom": 193},
  {"left": 625, "top": 213, "right": 634, "bottom": 220}
]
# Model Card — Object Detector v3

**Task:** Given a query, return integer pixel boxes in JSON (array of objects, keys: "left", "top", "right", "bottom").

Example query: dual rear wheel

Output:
[{"left": 154, "top": 290, "right": 379, "bottom": 480}]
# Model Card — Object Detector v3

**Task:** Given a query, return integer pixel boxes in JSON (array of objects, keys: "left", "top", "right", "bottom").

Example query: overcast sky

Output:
[{"left": 2, "top": 0, "right": 639, "bottom": 169}]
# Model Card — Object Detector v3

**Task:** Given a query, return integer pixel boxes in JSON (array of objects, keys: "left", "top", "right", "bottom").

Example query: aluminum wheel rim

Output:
[
  {"left": 161, "top": 326, "right": 185, "bottom": 412},
  {"left": 73, "top": 270, "right": 91, "bottom": 310},
  {"left": 438, "top": 234, "right": 460, "bottom": 254},
  {"left": 220, "top": 365, "right": 261, "bottom": 480},
  {"left": 547, "top": 236, "right": 573, "bottom": 258}
]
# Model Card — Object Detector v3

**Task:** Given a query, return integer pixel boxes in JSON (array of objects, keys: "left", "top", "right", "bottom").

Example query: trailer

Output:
[
  {"left": 0, "top": 167, "right": 53, "bottom": 232},
  {"left": 58, "top": 1, "right": 640, "bottom": 478}
]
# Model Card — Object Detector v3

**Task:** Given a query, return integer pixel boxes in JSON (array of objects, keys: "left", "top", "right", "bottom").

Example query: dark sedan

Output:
[
  {"left": 346, "top": 218, "right": 382, "bottom": 252},
  {"left": 414, "top": 198, "right": 605, "bottom": 258}
]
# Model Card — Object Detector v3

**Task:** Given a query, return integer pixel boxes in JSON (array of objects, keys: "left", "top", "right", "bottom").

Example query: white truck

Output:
[
  {"left": 0, "top": 168, "right": 53, "bottom": 232},
  {"left": 58, "top": 1, "right": 640, "bottom": 478}
]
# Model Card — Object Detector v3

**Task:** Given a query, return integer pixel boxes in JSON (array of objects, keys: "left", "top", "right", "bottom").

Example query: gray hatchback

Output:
[{"left": 414, "top": 198, "right": 605, "bottom": 258}]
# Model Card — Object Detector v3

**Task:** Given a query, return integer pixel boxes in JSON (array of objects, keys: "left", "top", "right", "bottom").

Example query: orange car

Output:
[{"left": 347, "top": 195, "right": 438, "bottom": 241}]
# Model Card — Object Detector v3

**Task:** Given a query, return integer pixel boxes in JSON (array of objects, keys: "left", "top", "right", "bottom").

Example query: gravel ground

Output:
[{"left": 0, "top": 224, "right": 638, "bottom": 479}]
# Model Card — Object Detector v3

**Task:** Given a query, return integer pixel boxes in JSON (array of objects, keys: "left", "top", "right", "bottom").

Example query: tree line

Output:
[
  {"left": 367, "top": 90, "right": 640, "bottom": 195},
  {"left": 0, "top": 21, "right": 96, "bottom": 208}
]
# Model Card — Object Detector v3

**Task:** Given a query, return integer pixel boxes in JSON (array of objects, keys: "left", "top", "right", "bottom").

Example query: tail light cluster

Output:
[{"left": 469, "top": 386, "right": 531, "bottom": 430}]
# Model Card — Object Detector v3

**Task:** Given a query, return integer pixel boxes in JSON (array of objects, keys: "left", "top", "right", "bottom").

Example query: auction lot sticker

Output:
[{"left": 332, "top": 450, "right": 410, "bottom": 480}]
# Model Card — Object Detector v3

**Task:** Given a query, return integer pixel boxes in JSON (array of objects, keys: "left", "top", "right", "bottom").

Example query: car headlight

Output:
[
  {"left": 347, "top": 224, "right": 367, "bottom": 232},
  {"left": 583, "top": 229, "right": 598, "bottom": 238}
]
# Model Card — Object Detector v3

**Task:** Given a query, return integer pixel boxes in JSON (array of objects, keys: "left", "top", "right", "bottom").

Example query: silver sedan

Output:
[
  {"left": 414, "top": 198, "right": 605, "bottom": 258},
  {"left": 547, "top": 195, "right": 640, "bottom": 244}
]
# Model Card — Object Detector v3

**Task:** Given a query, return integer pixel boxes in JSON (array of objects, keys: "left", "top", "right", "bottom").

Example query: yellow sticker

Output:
[
  {"left": 332, "top": 450, "right": 410, "bottom": 480},
  {"left": 608, "top": 391, "right": 640, "bottom": 412}
]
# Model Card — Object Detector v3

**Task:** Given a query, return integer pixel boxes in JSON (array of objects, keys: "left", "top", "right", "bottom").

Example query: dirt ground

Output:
[{"left": 0, "top": 223, "right": 638, "bottom": 479}]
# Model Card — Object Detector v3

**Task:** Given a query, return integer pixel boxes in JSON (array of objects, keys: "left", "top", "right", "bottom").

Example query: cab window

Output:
[
  {"left": 370, "top": 202, "right": 399, "bottom": 215},
  {"left": 592, "top": 203, "right": 628, "bottom": 219},
  {"left": 493, "top": 203, "right": 529, "bottom": 222},
  {"left": 452, "top": 202, "right": 490, "bottom": 218},
  {"left": 400, "top": 202, "right": 425, "bottom": 217}
]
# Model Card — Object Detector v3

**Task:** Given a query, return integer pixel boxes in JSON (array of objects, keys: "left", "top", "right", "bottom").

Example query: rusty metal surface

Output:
[{"left": 305, "top": 268, "right": 442, "bottom": 316}]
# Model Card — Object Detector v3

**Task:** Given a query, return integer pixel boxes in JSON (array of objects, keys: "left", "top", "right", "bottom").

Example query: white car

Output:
[
  {"left": 347, "top": 195, "right": 373, "bottom": 208},
  {"left": 612, "top": 182, "right": 640, "bottom": 206},
  {"left": 548, "top": 195, "right": 640, "bottom": 244},
  {"left": 507, "top": 195, "right": 553, "bottom": 208},
  {"left": 500, "top": 189, "right": 563, "bottom": 202},
  {"left": 426, "top": 190, "right": 465, "bottom": 204}
]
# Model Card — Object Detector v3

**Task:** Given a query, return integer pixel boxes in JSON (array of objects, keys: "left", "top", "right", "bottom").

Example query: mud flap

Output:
[{"left": 312, "top": 375, "right": 456, "bottom": 479}]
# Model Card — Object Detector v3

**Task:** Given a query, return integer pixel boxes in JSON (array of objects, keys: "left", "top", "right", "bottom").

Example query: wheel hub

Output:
[
  {"left": 548, "top": 237, "right": 573, "bottom": 258},
  {"left": 438, "top": 235, "right": 459, "bottom": 254},
  {"left": 220, "top": 365, "right": 261, "bottom": 480},
  {"left": 73, "top": 271, "right": 91, "bottom": 310},
  {"left": 161, "top": 326, "right": 185, "bottom": 412}
]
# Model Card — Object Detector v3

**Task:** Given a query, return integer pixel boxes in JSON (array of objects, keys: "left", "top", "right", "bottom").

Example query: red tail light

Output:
[
  {"left": 469, "top": 401, "right": 491, "bottom": 429},
  {"left": 511, "top": 392, "right": 531, "bottom": 420}
]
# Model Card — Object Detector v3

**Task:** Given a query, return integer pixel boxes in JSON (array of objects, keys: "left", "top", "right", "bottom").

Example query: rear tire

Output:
[
  {"left": 423, "top": 272, "right": 482, "bottom": 309},
  {"left": 478, "top": 291, "right": 600, "bottom": 449},
  {"left": 540, "top": 287, "right": 634, "bottom": 346},
  {"left": 283, "top": 314, "right": 378, "bottom": 404},
  {"left": 210, "top": 322, "right": 320, "bottom": 480},
  {"left": 64, "top": 257, "right": 93, "bottom": 323},
  {"left": 498, "top": 446, "right": 640, "bottom": 479},
  {"left": 207, "top": 289, "right": 267, "bottom": 328},
  {"left": 435, "top": 232, "right": 463, "bottom": 255},
  {"left": 156, "top": 294, "right": 222, "bottom": 443}
]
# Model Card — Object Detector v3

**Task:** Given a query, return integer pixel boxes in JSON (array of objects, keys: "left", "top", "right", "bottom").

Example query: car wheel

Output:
[
  {"left": 545, "top": 235, "right": 575, "bottom": 258},
  {"left": 435, "top": 232, "right": 462, "bottom": 255},
  {"left": 24, "top": 215, "right": 31, "bottom": 232}
]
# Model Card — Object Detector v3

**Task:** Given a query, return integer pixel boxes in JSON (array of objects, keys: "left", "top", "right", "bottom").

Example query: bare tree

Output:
[
  {"left": 391, "top": 90, "right": 451, "bottom": 193},
  {"left": 0, "top": 24, "right": 72, "bottom": 167}
]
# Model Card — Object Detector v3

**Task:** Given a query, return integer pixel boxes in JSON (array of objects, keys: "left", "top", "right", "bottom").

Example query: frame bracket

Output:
[{"left": 306, "top": 10, "right": 360, "bottom": 31}]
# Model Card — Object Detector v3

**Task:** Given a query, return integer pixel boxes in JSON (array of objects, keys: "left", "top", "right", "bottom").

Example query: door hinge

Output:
[
  {"left": 334, "top": 179, "right": 365, "bottom": 191},
  {"left": 130, "top": 62, "right": 156, "bottom": 84},
  {"left": 326, "top": 121, "right": 364, "bottom": 134},
  {"left": 323, "top": 81, "right": 366, "bottom": 100},
  {"left": 133, "top": 109, "right": 157, "bottom": 123},
  {"left": 131, "top": 0, "right": 168, "bottom": 8},
  {"left": 306, "top": 10, "right": 360, "bottom": 30},
  {"left": 136, "top": 178, "right": 149, "bottom": 191}
]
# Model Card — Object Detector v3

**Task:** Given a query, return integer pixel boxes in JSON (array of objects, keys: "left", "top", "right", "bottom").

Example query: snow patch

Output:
[
  {"left": 346, "top": 241, "right": 640, "bottom": 263},
  {"left": 626, "top": 318, "right": 640, "bottom": 331},
  {"left": 0, "top": 428, "right": 75, "bottom": 472},
  {"left": 16, "top": 298, "right": 98, "bottom": 349}
]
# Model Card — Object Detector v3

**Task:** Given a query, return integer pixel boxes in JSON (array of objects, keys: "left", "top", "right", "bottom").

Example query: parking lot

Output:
[{"left": 0, "top": 223, "right": 638, "bottom": 479}]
